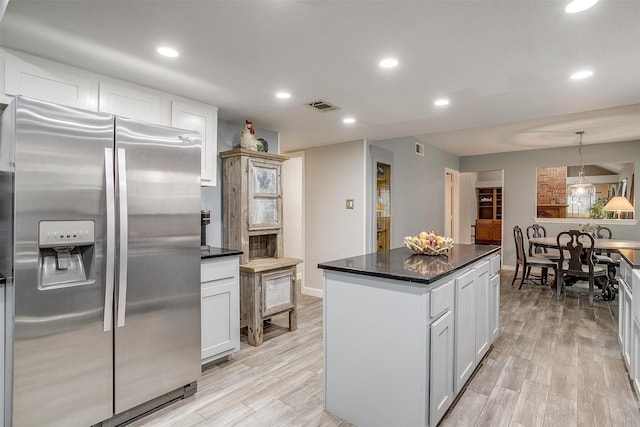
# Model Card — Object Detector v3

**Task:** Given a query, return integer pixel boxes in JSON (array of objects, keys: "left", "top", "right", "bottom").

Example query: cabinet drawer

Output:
[
  {"left": 490, "top": 254, "right": 501, "bottom": 276},
  {"left": 430, "top": 280, "right": 454, "bottom": 320},
  {"left": 201, "top": 257, "right": 239, "bottom": 283}
]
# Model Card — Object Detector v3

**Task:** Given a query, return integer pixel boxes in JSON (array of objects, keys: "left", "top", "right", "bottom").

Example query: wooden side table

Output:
[{"left": 240, "top": 257, "right": 301, "bottom": 346}]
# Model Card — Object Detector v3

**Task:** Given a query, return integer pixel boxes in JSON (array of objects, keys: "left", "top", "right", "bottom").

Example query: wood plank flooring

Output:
[{"left": 131, "top": 272, "right": 639, "bottom": 426}]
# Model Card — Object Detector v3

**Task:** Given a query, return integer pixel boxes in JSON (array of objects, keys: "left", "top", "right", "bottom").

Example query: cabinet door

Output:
[
  {"left": 172, "top": 101, "right": 218, "bottom": 186},
  {"left": 455, "top": 269, "right": 476, "bottom": 392},
  {"left": 4, "top": 52, "right": 98, "bottom": 110},
  {"left": 475, "top": 262, "right": 491, "bottom": 362},
  {"left": 248, "top": 159, "right": 282, "bottom": 231},
  {"left": 201, "top": 259, "right": 240, "bottom": 362},
  {"left": 98, "top": 81, "right": 162, "bottom": 123},
  {"left": 623, "top": 282, "right": 633, "bottom": 369},
  {"left": 633, "top": 318, "right": 640, "bottom": 395},
  {"left": 430, "top": 310, "right": 454, "bottom": 427},
  {"left": 490, "top": 273, "right": 500, "bottom": 343},
  {"left": 475, "top": 221, "right": 494, "bottom": 242},
  {"left": 619, "top": 280, "right": 626, "bottom": 346}
]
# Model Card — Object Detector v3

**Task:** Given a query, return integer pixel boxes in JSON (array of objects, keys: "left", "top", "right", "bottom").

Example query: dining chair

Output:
[
  {"left": 512, "top": 226, "right": 557, "bottom": 289},
  {"left": 594, "top": 225, "right": 620, "bottom": 290},
  {"left": 556, "top": 229, "right": 609, "bottom": 306},
  {"left": 526, "top": 224, "right": 561, "bottom": 261}
]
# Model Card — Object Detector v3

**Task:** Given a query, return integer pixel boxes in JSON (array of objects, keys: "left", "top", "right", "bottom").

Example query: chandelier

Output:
[{"left": 567, "top": 131, "right": 596, "bottom": 198}]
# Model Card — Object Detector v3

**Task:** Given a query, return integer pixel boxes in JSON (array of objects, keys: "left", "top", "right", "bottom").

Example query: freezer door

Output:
[
  {"left": 10, "top": 97, "right": 114, "bottom": 426},
  {"left": 114, "top": 117, "right": 201, "bottom": 413}
]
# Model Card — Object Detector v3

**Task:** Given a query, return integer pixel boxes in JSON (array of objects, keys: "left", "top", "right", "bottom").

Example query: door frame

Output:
[{"left": 445, "top": 168, "right": 460, "bottom": 243}]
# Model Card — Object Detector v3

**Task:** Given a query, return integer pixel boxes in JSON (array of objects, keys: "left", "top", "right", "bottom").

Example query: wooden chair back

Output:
[
  {"left": 557, "top": 229, "right": 596, "bottom": 278},
  {"left": 513, "top": 226, "right": 525, "bottom": 264}
]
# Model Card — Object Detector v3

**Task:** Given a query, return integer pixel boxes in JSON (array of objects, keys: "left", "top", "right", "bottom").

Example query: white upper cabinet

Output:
[
  {"left": 98, "top": 81, "right": 162, "bottom": 124},
  {"left": 3, "top": 49, "right": 220, "bottom": 187},
  {"left": 172, "top": 101, "right": 218, "bottom": 186},
  {"left": 3, "top": 51, "right": 98, "bottom": 110}
]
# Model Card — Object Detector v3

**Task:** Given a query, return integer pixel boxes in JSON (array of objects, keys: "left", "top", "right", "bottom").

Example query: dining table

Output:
[
  {"left": 529, "top": 235, "right": 640, "bottom": 301},
  {"left": 529, "top": 236, "right": 640, "bottom": 251}
]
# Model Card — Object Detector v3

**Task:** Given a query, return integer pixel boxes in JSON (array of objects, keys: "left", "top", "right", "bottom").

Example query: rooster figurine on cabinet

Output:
[{"left": 240, "top": 120, "right": 260, "bottom": 151}]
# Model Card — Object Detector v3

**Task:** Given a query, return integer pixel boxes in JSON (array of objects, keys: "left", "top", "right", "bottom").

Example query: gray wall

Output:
[
  {"left": 304, "top": 140, "right": 365, "bottom": 291},
  {"left": 459, "top": 140, "right": 640, "bottom": 266},
  {"left": 371, "top": 136, "right": 459, "bottom": 247},
  {"left": 201, "top": 119, "right": 278, "bottom": 248}
]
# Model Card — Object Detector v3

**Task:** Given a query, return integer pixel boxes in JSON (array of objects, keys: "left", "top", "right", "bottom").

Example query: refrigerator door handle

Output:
[
  {"left": 104, "top": 148, "right": 115, "bottom": 332},
  {"left": 116, "top": 147, "right": 129, "bottom": 328}
]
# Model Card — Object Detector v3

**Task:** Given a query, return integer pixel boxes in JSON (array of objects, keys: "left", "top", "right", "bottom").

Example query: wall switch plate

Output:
[{"left": 346, "top": 199, "right": 354, "bottom": 209}]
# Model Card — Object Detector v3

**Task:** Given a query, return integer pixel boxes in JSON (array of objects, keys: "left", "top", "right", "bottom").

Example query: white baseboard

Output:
[{"left": 302, "top": 285, "right": 323, "bottom": 298}]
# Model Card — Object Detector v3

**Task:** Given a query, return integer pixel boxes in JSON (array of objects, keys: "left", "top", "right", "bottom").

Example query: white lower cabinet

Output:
[
  {"left": 323, "top": 250, "right": 501, "bottom": 427},
  {"left": 475, "top": 261, "right": 491, "bottom": 363},
  {"left": 455, "top": 268, "right": 476, "bottom": 393},
  {"left": 489, "top": 254, "right": 501, "bottom": 343},
  {"left": 490, "top": 272, "right": 500, "bottom": 342},
  {"left": 633, "top": 318, "right": 640, "bottom": 396},
  {"left": 201, "top": 256, "right": 240, "bottom": 365},
  {"left": 429, "top": 309, "right": 454, "bottom": 426},
  {"left": 620, "top": 278, "right": 632, "bottom": 370}
]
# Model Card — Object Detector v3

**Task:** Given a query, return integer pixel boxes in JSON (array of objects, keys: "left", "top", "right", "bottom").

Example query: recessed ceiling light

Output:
[
  {"left": 379, "top": 58, "right": 398, "bottom": 69},
  {"left": 276, "top": 92, "right": 291, "bottom": 99},
  {"left": 434, "top": 99, "right": 450, "bottom": 106},
  {"left": 570, "top": 70, "right": 593, "bottom": 80},
  {"left": 565, "top": 0, "right": 598, "bottom": 13},
  {"left": 343, "top": 117, "right": 356, "bottom": 124},
  {"left": 157, "top": 46, "right": 179, "bottom": 58}
]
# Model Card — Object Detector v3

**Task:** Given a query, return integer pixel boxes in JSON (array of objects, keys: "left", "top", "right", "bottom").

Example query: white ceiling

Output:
[{"left": 1, "top": 0, "right": 639, "bottom": 156}]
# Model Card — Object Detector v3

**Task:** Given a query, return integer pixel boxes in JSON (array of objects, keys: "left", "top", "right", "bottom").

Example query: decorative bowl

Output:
[{"left": 404, "top": 235, "right": 454, "bottom": 255}]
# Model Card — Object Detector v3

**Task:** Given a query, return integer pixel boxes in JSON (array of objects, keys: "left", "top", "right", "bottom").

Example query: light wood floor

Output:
[{"left": 132, "top": 272, "right": 639, "bottom": 426}]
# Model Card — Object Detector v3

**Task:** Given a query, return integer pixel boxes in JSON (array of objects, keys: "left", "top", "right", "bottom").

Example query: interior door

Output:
[{"left": 113, "top": 117, "right": 201, "bottom": 413}]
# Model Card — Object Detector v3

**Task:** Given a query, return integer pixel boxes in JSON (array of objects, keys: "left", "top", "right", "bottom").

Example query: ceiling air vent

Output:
[{"left": 307, "top": 100, "right": 340, "bottom": 112}]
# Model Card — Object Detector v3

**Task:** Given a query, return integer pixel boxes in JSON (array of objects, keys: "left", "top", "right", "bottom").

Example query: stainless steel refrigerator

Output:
[{"left": 0, "top": 96, "right": 202, "bottom": 426}]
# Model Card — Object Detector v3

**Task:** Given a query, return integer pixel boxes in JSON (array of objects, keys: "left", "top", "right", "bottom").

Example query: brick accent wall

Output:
[{"left": 537, "top": 166, "right": 567, "bottom": 204}]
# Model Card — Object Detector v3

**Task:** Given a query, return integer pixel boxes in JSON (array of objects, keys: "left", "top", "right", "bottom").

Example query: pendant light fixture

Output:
[{"left": 567, "top": 131, "right": 596, "bottom": 198}]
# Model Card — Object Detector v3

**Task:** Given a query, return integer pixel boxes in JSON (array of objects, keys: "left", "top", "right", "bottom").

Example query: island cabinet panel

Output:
[
  {"left": 323, "top": 272, "right": 429, "bottom": 427},
  {"left": 490, "top": 254, "right": 501, "bottom": 343},
  {"left": 429, "top": 309, "right": 454, "bottom": 426},
  {"left": 454, "top": 268, "right": 476, "bottom": 393},
  {"left": 321, "top": 245, "right": 500, "bottom": 427},
  {"left": 475, "top": 261, "right": 491, "bottom": 363}
]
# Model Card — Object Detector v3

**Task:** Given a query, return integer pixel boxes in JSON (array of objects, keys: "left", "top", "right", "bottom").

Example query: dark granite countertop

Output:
[
  {"left": 318, "top": 244, "right": 500, "bottom": 285},
  {"left": 619, "top": 249, "right": 640, "bottom": 269},
  {"left": 0, "top": 273, "right": 4, "bottom": 285},
  {"left": 201, "top": 247, "right": 243, "bottom": 260}
]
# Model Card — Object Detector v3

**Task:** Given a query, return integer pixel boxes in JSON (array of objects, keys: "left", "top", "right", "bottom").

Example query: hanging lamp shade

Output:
[{"left": 567, "top": 131, "right": 596, "bottom": 197}]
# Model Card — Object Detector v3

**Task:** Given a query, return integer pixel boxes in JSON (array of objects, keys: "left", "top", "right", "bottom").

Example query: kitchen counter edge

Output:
[
  {"left": 201, "top": 247, "right": 243, "bottom": 260},
  {"left": 318, "top": 244, "right": 500, "bottom": 286}
]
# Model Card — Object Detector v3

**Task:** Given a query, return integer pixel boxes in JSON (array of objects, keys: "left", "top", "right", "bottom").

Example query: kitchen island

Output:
[{"left": 318, "top": 244, "right": 500, "bottom": 427}]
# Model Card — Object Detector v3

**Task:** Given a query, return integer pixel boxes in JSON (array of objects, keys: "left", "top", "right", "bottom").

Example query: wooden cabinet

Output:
[
  {"left": 171, "top": 101, "right": 218, "bottom": 186},
  {"left": 201, "top": 256, "right": 240, "bottom": 365},
  {"left": 475, "top": 187, "right": 502, "bottom": 244},
  {"left": 220, "top": 148, "right": 301, "bottom": 346}
]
